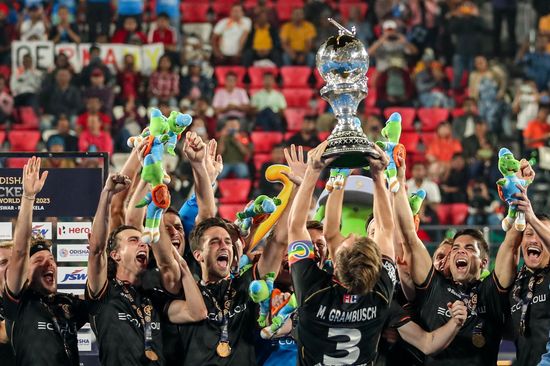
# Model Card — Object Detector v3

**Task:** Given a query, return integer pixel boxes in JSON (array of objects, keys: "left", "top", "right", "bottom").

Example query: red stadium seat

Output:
[
  {"left": 0, "top": 65, "right": 10, "bottom": 80},
  {"left": 0, "top": 131, "right": 4, "bottom": 146},
  {"left": 418, "top": 108, "right": 450, "bottom": 131},
  {"left": 400, "top": 132, "right": 420, "bottom": 154},
  {"left": 383, "top": 107, "right": 416, "bottom": 131},
  {"left": 251, "top": 131, "right": 284, "bottom": 153},
  {"left": 316, "top": 98, "right": 327, "bottom": 115},
  {"left": 436, "top": 204, "right": 452, "bottom": 225},
  {"left": 219, "top": 203, "right": 246, "bottom": 221},
  {"left": 276, "top": 3, "right": 298, "bottom": 22},
  {"left": 318, "top": 131, "right": 330, "bottom": 141},
  {"left": 365, "top": 86, "right": 377, "bottom": 107},
  {"left": 451, "top": 108, "right": 465, "bottom": 119},
  {"left": 8, "top": 130, "right": 40, "bottom": 151},
  {"left": 180, "top": 3, "right": 210, "bottom": 23},
  {"left": 445, "top": 66, "right": 469, "bottom": 89},
  {"left": 13, "top": 107, "right": 39, "bottom": 130},
  {"left": 6, "top": 158, "right": 29, "bottom": 168},
  {"left": 218, "top": 179, "right": 252, "bottom": 204},
  {"left": 364, "top": 107, "right": 381, "bottom": 117},
  {"left": 280, "top": 66, "right": 311, "bottom": 88},
  {"left": 338, "top": 3, "right": 368, "bottom": 22},
  {"left": 420, "top": 132, "right": 436, "bottom": 147},
  {"left": 248, "top": 66, "right": 279, "bottom": 88},
  {"left": 313, "top": 68, "right": 324, "bottom": 89},
  {"left": 212, "top": 2, "right": 236, "bottom": 20},
  {"left": 215, "top": 66, "right": 247, "bottom": 87},
  {"left": 284, "top": 108, "right": 306, "bottom": 132},
  {"left": 253, "top": 153, "right": 271, "bottom": 172},
  {"left": 450, "top": 203, "right": 469, "bottom": 225},
  {"left": 282, "top": 88, "right": 314, "bottom": 108}
]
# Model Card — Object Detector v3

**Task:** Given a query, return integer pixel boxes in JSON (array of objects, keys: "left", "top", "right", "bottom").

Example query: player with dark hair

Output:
[
  {"left": 2, "top": 157, "right": 90, "bottom": 366},
  {"left": 394, "top": 154, "right": 525, "bottom": 366},
  {"left": 287, "top": 142, "right": 467, "bottom": 365}
]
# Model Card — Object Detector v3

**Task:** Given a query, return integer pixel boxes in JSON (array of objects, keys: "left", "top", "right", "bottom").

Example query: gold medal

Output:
[
  {"left": 216, "top": 341, "right": 232, "bottom": 358},
  {"left": 472, "top": 333, "right": 486, "bottom": 348},
  {"left": 145, "top": 349, "right": 159, "bottom": 361}
]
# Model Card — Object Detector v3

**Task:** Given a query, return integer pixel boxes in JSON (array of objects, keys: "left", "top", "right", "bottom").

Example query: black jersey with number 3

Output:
[{"left": 289, "top": 240, "right": 396, "bottom": 366}]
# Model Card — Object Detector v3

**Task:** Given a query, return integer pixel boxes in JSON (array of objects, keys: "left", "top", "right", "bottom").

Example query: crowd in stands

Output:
[{"left": 0, "top": 0, "right": 550, "bottom": 237}]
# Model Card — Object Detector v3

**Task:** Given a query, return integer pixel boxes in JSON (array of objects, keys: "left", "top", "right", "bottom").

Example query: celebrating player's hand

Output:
[
  {"left": 367, "top": 143, "right": 390, "bottom": 179},
  {"left": 307, "top": 141, "right": 334, "bottom": 173},
  {"left": 283, "top": 144, "right": 307, "bottom": 186},
  {"left": 205, "top": 139, "right": 223, "bottom": 182},
  {"left": 183, "top": 132, "right": 207, "bottom": 164},
  {"left": 104, "top": 173, "right": 132, "bottom": 194},
  {"left": 512, "top": 184, "right": 536, "bottom": 223},
  {"left": 22, "top": 156, "right": 48, "bottom": 198},
  {"left": 396, "top": 156, "right": 406, "bottom": 184},
  {"left": 448, "top": 301, "right": 467, "bottom": 327},
  {"left": 517, "top": 159, "right": 535, "bottom": 183}
]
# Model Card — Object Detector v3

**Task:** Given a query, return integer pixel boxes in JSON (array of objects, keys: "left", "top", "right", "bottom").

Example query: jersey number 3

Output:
[{"left": 322, "top": 328, "right": 361, "bottom": 364}]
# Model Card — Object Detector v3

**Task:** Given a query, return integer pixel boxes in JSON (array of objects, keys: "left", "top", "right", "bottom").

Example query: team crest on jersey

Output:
[{"left": 343, "top": 294, "right": 359, "bottom": 304}]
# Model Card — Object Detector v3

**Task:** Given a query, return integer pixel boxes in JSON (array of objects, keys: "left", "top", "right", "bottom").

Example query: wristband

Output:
[{"left": 22, "top": 194, "right": 36, "bottom": 200}]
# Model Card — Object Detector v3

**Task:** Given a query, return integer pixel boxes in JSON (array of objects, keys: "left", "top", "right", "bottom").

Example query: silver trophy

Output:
[{"left": 317, "top": 18, "right": 379, "bottom": 168}]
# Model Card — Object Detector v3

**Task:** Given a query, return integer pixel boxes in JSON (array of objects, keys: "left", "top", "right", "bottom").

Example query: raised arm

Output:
[
  {"left": 183, "top": 132, "right": 217, "bottom": 223},
  {"left": 324, "top": 179, "right": 346, "bottom": 260},
  {"left": 397, "top": 300, "right": 466, "bottom": 355},
  {"left": 87, "top": 174, "right": 131, "bottom": 297},
  {"left": 494, "top": 227, "right": 522, "bottom": 289},
  {"left": 394, "top": 156, "right": 433, "bottom": 285},
  {"left": 6, "top": 157, "right": 48, "bottom": 296},
  {"left": 369, "top": 144, "right": 395, "bottom": 261},
  {"left": 166, "top": 253, "right": 207, "bottom": 323}
]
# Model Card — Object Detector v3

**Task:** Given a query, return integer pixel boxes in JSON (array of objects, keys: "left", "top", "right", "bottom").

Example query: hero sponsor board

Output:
[
  {"left": 57, "top": 222, "right": 92, "bottom": 240},
  {"left": 57, "top": 244, "right": 89, "bottom": 262},
  {"left": 57, "top": 266, "right": 88, "bottom": 285}
]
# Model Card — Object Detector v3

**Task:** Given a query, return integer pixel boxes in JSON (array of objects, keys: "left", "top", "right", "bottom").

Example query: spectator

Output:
[
  {"left": 10, "top": 54, "right": 41, "bottom": 111},
  {"left": 18, "top": 4, "right": 47, "bottom": 41},
  {"left": 452, "top": 97, "right": 483, "bottom": 140},
  {"left": 492, "top": 0, "right": 517, "bottom": 58},
  {"left": 212, "top": 71, "right": 249, "bottom": 122},
  {"left": 212, "top": 4, "right": 251, "bottom": 65},
  {"left": 76, "top": 96, "right": 111, "bottom": 133},
  {"left": 243, "top": 10, "right": 282, "bottom": 67},
  {"left": 448, "top": 2, "right": 485, "bottom": 89},
  {"left": 191, "top": 97, "right": 217, "bottom": 137},
  {"left": 41, "top": 53, "right": 75, "bottom": 93},
  {"left": 535, "top": 0, "right": 550, "bottom": 25},
  {"left": 189, "top": 117, "right": 209, "bottom": 141},
  {"left": 462, "top": 119, "right": 497, "bottom": 166},
  {"left": 512, "top": 81, "right": 540, "bottom": 151},
  {"left": 179, "top": 61, "right": 214, "bottom": 107},
  {"left": 83, "top": 68, "right": 114, "bottom": 115},
  {"left": 406, "top": 162, "right": 442, "bottom": 206},
  {"left": 364, "top": 114, "right": 384, "bottom": 141},
  {"left": 250, "top": 72, "right": 286, "bottom": 131},
  {"left": 217, "top": 116, "right": 252, "bottom": 179},
  {"left": 258, "top": 144, "right": 286, "bottom": 197},
  {"left": 280, "top": 8, "right": 316, "bottom": 66},
  {"left": 0, "top": 3, "right": 13, "bottom": 65},
  {"left": 111, "top": 16, "right": 147, "bottom": 45},
  {"left": 375, "top": 60, "right": 416, "bottom": 109},
  {"left": 148, "top": 13, "right": 178, "bottom": 63},
  {"left": 86, "top": 0, "right": 111, "bottom": 42},
  {"left": 367, "top": 19, "right": 418, "bottom": 73},
  {"left": 246, "top": 0, "right": 279, "bottom": 28},
  {"left": 80, "top": 45, "right": 112, "bottom": 87},
  {"left": 41, "top": 68, "right": 81, "bottom": 120},
  {"left": 148, "top": 54, "right": 179, "bottom": 108},
  {"left": 408, "top": 0, "right": 440, "bottom": 52},
  {"left": 343, "top": 4, "right": 374, "bottom": 46},
  {"left": 515, "top": 35, "right": 550, "bottom": 91},
  {"left": 78, "top": 114, "right": 113, "bottom": 154},
  {"left": 314, "top": 11, "right": 335, "bottom": 49},
  {"left": 116, "top": 0, "right": 144, "bottom": 27},
  {"left": 113, "top": 98, "right": 146, "bottom": 152},
  {"left": 466, "top": 179, "right": 500, "bottom": 226},
  {"left": 414, "top": 48, "right": 453, "bottom": 108},
  {"left": 440, "top": 153, "right": 468, "bottom": 203},
  {"left": 426, "top": 121, "right": 463, "bottom": 181},
  {"left": 48, "top": 5, "right": 80, "bottom": 43},
  {"left": 286, "top": 115, "right": 321, "bottom": 150},
  {"left": 47, "top": 114, "right": 78, "bottom": 152},
  {"left": 155, "top": 0, "right": 180, "bottom": 30},
  {"left": 116, "top": 54, "right": 142, "bottom": 105},
  {"left": 43, "top": 135, "right": 76, "bottom": 168},
  {"left": 0, "top": 74, "right": 13, "bottom": 125},
  {"left": 468, "top": 55, "right": 509, "bottom": 135},
  {"left": 523, "top": 104, "right": 550, "bottom": 151}
]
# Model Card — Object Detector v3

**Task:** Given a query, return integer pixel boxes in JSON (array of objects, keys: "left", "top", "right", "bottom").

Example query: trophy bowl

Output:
[{"left": 316, "top": 19, "right": 379, "bottom": 168}]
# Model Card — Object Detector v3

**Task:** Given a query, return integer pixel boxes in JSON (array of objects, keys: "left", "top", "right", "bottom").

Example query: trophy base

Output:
[{"left": 322, "top": 132, "right": 380, "bottom": 168}]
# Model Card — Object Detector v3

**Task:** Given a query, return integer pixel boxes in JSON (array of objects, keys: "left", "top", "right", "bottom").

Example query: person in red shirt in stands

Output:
[
  {"left": 111, "top": 16, "right": 147, "bottom": 45},
  {"left": 148, "top": 54, "right": 179, "bottom": 107},
  {"left": 148, "top": 12, "right": 178, "bottom": 65},
  {"left": 426, "top": 120, "right": 463, "bottom": 182},
  {"left": 116, "top": 54, "right": 141, "bottom": 104},
  {"left": 78, "top": 114, "right": 113, "bottom": 154},
  {"left": 76, "top": 96, "right": 111, "bottom": 133},
  {"left": 523, "top": 104, "right": 550, "bottom": 151}
]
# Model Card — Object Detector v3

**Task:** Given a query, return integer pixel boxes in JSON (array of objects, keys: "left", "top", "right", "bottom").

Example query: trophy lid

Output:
[{"left": 316, "top": 18, "right": 369, "bottom": 86}]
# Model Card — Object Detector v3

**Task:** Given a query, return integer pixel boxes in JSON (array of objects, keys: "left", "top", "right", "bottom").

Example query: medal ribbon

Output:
[
  {"left": 201, "top": 280, "right": 233, "bottom": 352},
  {"left": 39, "top": 295, "right": 74, "bottom": 361},
  {"left": 512, "top": 265, "right": 542, "bottom": 336}
]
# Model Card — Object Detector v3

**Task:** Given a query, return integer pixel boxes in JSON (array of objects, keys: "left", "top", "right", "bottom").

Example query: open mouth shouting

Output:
[
  {"left": 43, "top": 270, "right": 55, "bottom": 285},
  {"left": 526, "top": 245, "right": 542, "bottom": 261},
  {"left": 216, "top": 251, "right": 230, "bottom": 271},
  {"left": 136, "top": 250, "right": 148, "bottom": 265},
  {"left": 171, "top": 238, "right": 181, "bottom": 251},
  {"left": 455, "top": 257, "right": 469, "bottom": 274}
]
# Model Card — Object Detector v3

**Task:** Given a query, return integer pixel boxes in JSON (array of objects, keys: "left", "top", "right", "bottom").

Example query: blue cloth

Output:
[
  {"left": 256, "top": 336, "right": 298, "bottom": 366},
  {"left": 178, "top": 194, "right": 199, "bottom": 240},
  {"left": 522, "top": 53, "right": 550, "bottom": 91},
  {"left": 87, "top": 0, "right": 110, "bottom": 3},
  {"left": 539, "top": 332, "right": 550, "bottom": 366},
  {"left": 117, "top": 0, "right": 143, "bottom": 16},
  {"left": 156, "top": 0, "right": 179, "bottom": 18}
]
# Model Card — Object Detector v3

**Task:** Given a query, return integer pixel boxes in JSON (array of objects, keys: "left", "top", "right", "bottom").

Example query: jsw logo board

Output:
[
  {"left": 31, "top": 222, "right": 52, "bottom": 239},
  {"left": 57, "top": 267, "right": 88, "bottom": 284}
]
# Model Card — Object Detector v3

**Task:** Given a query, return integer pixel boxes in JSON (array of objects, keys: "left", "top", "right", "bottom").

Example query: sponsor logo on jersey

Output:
[
  {"left": 32, "top": 222, "right": 52, "bottom": 239},
  {"left": 383, "top": 260, "right": 397, "bottom": 285},
  {"left": 57, "top": 222, "right": 92, "bottom": 240},
  {"left": 58, "top": 267, "right": 88, "bottom": 284},
  {"left": 57, "top": 244, "right": 89, "bottom": 262},
  {"left": 37, "top": 321, "right": 55, "bottom": 330},
  {"left": 0, "top": 222, "right": 12, "bottom": 240},
  {"left": 118, "top": 312, "right": 161, "bottom": 330},
  {"left": 343, "top": 294, "right": 359, "bottom": 304}
]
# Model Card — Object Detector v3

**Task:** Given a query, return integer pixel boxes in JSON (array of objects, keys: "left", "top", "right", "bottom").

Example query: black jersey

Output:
[
  {"left": 2, "top": 284, "right": 89, "bottom": 366},
  {"left": 0, "top": 296, "right": 15, "bottom": 366},
  {"left": 289, "top": 240, "right": 396, "bottom": 366},
  {"left": 86, "top": 279, "right": 169, "bottom": 366},
  {"left": 506, "top": 265, "right": 550, "bottom": 366},
  {"left": 414, "top": 266, "right": 508, "bottom": 366},
  {"left": 179, "top": 264, "right": 259, "bottom": 366}
]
